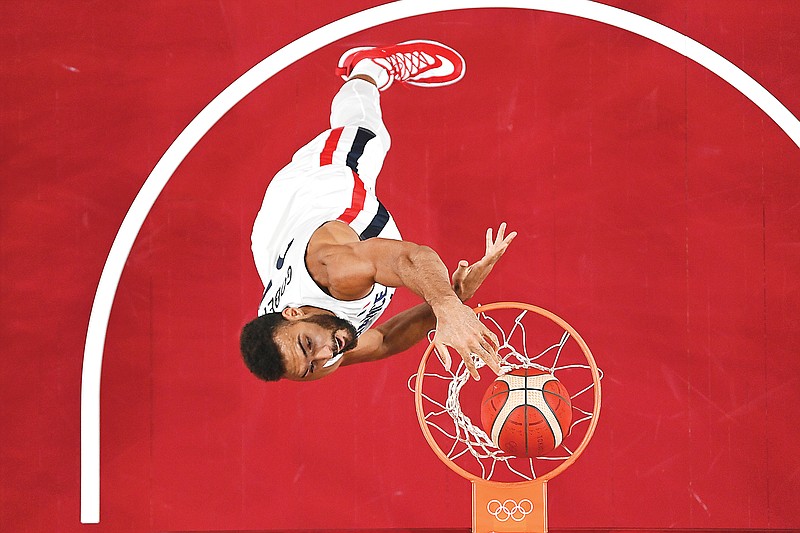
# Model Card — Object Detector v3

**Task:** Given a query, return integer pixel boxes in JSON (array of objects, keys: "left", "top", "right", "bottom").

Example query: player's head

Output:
[{"left": 240, "top": 307, "right": 358, "bottom": 382}]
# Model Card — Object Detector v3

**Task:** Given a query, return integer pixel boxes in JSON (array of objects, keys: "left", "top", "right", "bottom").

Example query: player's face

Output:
[{"left": 274, "top": 313, "right": 358, "bottom": 381}]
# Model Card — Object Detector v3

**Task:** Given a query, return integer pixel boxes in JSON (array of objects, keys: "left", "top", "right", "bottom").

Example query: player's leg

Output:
[
  {"left": 328, "top": 40, "right": 466, "bottom": 189},
  {"left": 328, "top": 77, "right": 390, "bottom": 188}
]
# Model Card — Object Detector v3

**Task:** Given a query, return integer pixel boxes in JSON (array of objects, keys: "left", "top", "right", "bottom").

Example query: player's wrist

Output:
[{"left": 429, "top": 293, "right": 462, "bottom": 313}]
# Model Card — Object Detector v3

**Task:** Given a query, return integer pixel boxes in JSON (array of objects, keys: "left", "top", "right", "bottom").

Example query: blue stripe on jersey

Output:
[
  {"left": 346, "top": 127, "right": 377, "bottom": 174},
  {"left": 359, "top": 201, "right": 390, "bottom": 240}
]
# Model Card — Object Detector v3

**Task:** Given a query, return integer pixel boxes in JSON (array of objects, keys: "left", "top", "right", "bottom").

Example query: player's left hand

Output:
[{"left": 452, "top": 222, "right": 517, "bottom": 302}]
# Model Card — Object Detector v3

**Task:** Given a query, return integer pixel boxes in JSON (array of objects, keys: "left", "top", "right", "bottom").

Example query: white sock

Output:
[{"left": 349, "top": 58, "right": 389, "bottom": 87}]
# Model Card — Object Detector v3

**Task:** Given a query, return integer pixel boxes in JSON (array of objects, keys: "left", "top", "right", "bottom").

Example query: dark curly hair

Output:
[{"left": 240, "top": 312, "right": 288, "bottom": 381}]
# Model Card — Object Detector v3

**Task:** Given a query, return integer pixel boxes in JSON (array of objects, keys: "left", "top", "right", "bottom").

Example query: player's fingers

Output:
[
  {"left": 475, "top": 337, "right": 502, "bottom": 374},
  {"left": 496, "top": 222, "right": 507, "bottom": 242},
  {"left": 498, "top": 240, "right": 514, "bottom": 255},
  {"left": 452, "top": 259, "right": 468, "bottom": 283},
  {"left": 475, "top": 346, "right": 501, "bottom": 376},
  {"left": 479, "top": 334, "right": 499, "bottom": 355},
  {"left": 452, "top": 261, "right": 472, "bottom": 296},
  {"left": 434, "top": 342, "right": 452, "bottom": 371},
  {"left": 483, "top": 328, "right": 501, "bottom": 351},
  {"left": 463, "top": 352, "right": 480, "bottom": 381},
  {"left": 488, "top": 226, "right": 515, "bottom": 258},
  {"left": 485, "top": 227, "right": 493, "bottom": 250}
]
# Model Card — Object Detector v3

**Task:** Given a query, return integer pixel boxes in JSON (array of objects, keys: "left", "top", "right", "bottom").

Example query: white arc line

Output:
[{"left": 81, "top": 0, "right": 800, "bottom": 523}]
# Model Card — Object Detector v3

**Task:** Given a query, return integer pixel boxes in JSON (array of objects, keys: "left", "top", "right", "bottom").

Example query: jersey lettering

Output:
[
  {"left": 356, "top": 287, "right": 390, "bottom": 335},
  {"left": 265, "top": 265, "right": 293, "bottom": 313}
]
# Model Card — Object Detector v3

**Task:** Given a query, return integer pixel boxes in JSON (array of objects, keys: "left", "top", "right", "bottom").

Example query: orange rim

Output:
[{"left": 414, "top": 301, "right": 602, "bottom": 486}]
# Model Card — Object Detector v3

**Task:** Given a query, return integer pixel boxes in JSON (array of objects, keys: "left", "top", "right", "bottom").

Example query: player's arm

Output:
[
  {"left": 310, "top": 229, "right": 501, "bottom": 378},
  {"left": 340, "top": 303, "right": 435, "bottom": 366},
  {"left": 337, "top": 223, "right": 517, "bottom": 367}
]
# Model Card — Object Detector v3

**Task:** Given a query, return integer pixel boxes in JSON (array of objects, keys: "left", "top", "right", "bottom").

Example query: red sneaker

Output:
[{"left": 336, "top": 39, "right": 466, "bottom": 91}]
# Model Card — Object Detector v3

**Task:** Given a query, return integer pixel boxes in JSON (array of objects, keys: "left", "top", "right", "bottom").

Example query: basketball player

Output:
[{"left": 240, "top": 40, "right": 516, "bottom": 383}]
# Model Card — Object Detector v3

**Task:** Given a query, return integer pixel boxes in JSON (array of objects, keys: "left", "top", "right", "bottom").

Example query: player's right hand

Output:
[{"left": 431, "top": 298, "right": 502, "bottom": 380}]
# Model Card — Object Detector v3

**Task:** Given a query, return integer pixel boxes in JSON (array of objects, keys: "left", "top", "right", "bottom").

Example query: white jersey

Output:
[{"left": 251, "top": 124, "right": 401, "bottom": 336}]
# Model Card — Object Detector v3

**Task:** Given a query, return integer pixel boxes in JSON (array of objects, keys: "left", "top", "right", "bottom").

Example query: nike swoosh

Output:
[{"left": 276, "top": 239, "right": 294, "bottom": 270}]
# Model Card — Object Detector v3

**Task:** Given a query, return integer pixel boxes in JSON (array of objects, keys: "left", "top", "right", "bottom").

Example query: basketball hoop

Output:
[{"left": 411, "top": 302, "right": 602, "bottom": 532}]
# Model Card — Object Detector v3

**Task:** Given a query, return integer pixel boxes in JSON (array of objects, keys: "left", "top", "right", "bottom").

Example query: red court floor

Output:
[
  {"left": 150, "top": 529, "right": 800, "bottom": 533},
  {"left": 2, "top": 1, "right": 799, "bottom": 532}
]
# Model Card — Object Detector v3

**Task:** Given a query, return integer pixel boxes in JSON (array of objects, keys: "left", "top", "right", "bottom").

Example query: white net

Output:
[{"left": 411, "top": 304, "right": 602, "bottom": 482}]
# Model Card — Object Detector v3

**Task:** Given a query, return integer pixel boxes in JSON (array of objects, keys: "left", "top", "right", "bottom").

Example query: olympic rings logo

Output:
[{"left": 486, "top": 498, "right": 534, "bottom": 522}]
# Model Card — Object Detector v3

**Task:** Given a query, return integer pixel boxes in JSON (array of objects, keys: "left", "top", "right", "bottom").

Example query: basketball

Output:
[{"left": 480, "top": 368, "right": 572, "bottom": 457}]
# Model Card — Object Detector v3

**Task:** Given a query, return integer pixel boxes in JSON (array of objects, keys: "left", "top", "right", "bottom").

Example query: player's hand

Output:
[
  {"left": 452, "top": 222, "right": 517, "bottom": 302},
  {"left": 431, "top": 298, "right": 502, "bottom": 380}
]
